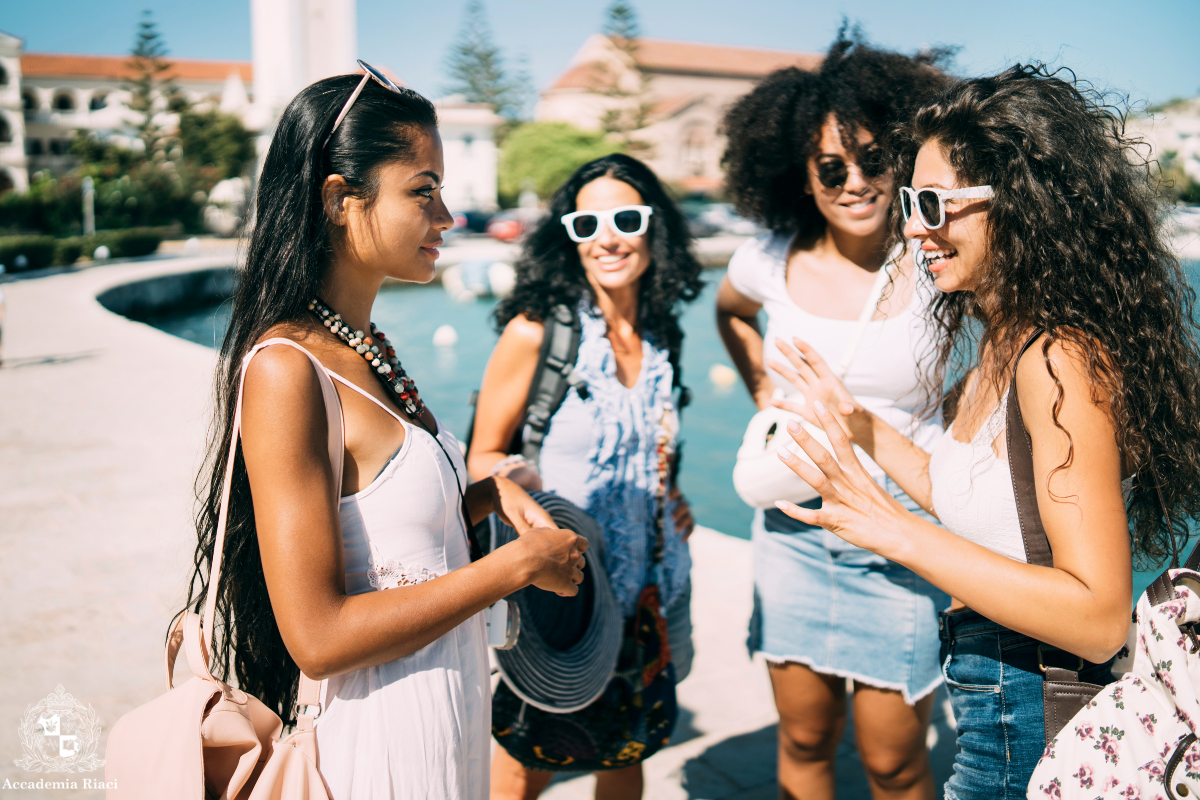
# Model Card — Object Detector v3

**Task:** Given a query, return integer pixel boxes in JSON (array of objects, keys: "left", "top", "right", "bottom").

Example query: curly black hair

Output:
[
  {"left": 494, "top": 153, "right": 704, "bottom": 390},
  {"left": 895, "top": 64, "right": 1200, "bottom": 568},
  {"left": 721, "top": 25, "right": 953, "bottom": 234}
]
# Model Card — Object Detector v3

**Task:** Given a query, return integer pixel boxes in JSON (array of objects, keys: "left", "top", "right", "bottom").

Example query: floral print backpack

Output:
[{"left": 1030, "top": 563, "right": 1200, "bottom": 800}]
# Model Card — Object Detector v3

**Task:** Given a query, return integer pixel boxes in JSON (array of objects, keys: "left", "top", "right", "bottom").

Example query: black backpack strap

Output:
[{"left": 519, "top": 304, "right": 587, "bottom": 465}]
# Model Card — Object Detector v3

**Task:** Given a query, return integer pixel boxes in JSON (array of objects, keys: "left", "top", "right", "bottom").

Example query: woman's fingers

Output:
[
  {"left": 792, "top": 339, "right": 835, "bottom": 379},
  {"left": 769, "top": 397, "right": 820, "bottom": 426},
  {"left": 766, "top": 357, "right": 811, "bottom": 394},
  {"left": 774, "top": 499, "right": 822, "bottom": 526},
  {"left": 776, "top": 441, "right": 836, "bottom": 498},
  {"left": 774, "top": 338, "right": 822, "bottom": 385},
  {"left": 784, "top": 418, "right": 846, "bottom": 486},
  {"left": 810, "top": 400, "right": 870, "bottom": 479}
]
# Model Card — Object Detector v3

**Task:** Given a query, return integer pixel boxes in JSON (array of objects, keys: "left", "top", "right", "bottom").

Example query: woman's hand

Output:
[
  {"left": 669, "top": 485, "right": 696, "bottom": 542},
  {"left": 509, "top": 527, "right": 589, "bottom": 597},
  {"left": 767, "top": 337, "right": 873, "bottom": 446},
  {"left": 490, "top": 475, "right": 555, "bottom": 532},
  {"left": 774, "top": 400, "right": 912, "bottom": 561}
]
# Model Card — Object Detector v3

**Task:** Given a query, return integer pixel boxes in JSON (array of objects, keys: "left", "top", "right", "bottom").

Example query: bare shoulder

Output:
[
  {"left": 716, "top": 273, "right": 761, "bottom": 314},
  {"left": 495, "top": 314, "right": 545, "bottom": 360},
  {"left": 1016, "top": 332, "right": 1116, "bottom": 419},
  {"left": 243, "top": 326, "right": 327, "bottom": 414}
]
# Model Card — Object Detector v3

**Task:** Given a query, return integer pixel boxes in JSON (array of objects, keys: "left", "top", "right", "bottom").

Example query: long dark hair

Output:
[
  {"left": 182, "top": 76, "right": 437, "bottom": 722},
  {"left": 896, "top": 64, "right": 1200, "bottom": 566},
  {"left": 720, "top": 25, "right": 952, "bottom": 235},
  {"left": 493, "top": 153, "right": 703, "bottom": 390}
]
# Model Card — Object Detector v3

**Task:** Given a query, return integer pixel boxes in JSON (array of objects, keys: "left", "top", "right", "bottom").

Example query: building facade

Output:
[
  {"left": 537, "top": 35, "right": 821, "bottom": 194},
  {"left": 0, "top": 8, "right": 500, "bottom": 213}
]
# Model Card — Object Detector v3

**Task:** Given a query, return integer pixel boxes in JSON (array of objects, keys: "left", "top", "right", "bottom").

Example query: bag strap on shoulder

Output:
[
  {"left": 519, "top": 304, "right": 586, "bottom": 465},
  {"left": 190, "top": 338, "right": 336, "bottom": 714},
  {"left": 1006, "top": 330, "right": 1054, "bottom": 569}
]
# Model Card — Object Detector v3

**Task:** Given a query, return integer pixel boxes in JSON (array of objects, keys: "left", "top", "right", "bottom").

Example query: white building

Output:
[
  {"left": 1127, "top": 98, "right": 1200, "bottom": 188},
  {"left": 0, "top": 6, "right": 501, "bottom": 213}
]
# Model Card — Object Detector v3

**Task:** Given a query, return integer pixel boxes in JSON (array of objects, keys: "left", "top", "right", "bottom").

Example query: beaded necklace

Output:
[
  {"left": 308, "top": 297, "right": 425, "bottom": 418},
  {"left": 308, "top": 296, "right": 483, "bottom": 561}
]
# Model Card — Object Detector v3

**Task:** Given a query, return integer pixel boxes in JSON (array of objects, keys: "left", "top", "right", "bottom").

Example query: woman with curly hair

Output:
[
  {"left": 469, "top": 153, "right": 703, "bottom": 800},
  {"left": 717, "top": 31, "right": 951, "bottom": 800},
  {"left": 770, "top": 65, "right": 1200, "bottom": 800}
]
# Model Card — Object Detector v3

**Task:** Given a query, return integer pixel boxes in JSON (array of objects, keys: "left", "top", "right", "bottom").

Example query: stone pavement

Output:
[{"left": 0, "top": 255, "right": 955, "bottom": 799}]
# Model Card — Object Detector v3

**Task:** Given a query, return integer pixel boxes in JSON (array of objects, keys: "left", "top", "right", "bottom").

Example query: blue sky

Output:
[{"left": 7, "top": 0, "right": 1198, "bottom": 108}]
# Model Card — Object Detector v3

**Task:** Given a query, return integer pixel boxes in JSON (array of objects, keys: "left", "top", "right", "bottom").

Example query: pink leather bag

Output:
[{"left": 106, "top": 340, "right": 344, "bottom": 799}]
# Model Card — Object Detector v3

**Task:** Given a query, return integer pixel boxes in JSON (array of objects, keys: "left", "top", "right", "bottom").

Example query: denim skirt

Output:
[
  {"left": 939, "top": 608, "right": 1116, "bottom": 800},
  {"left": 747, "top": 478, "right": 950, "bottom": 703}
]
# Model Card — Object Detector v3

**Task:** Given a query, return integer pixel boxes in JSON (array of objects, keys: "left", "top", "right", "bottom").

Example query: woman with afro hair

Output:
[{"left": 717, "top": 29, "right": 952, "bottom": 800}]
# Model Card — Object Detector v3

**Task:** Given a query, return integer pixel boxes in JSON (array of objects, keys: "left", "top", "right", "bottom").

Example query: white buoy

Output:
[
  {"left": 488, "top": 261, "right": 516, "bottom": 298},
  {"left": 93, "top": 245, "right": 111, "bottom": 261},
  {"left": 433, "top": 324, "right": 458, "bottom": 347},
  {"left": 184, "top": 237, "right": 201, "bottom": 253},
  {"left": 709, "top": 363, "right": 738, "bottom": 388}
]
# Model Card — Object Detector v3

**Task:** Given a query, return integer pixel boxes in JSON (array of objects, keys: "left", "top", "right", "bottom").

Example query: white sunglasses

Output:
[
  {"left": 561, "top": 205, "right": 653, "bottom": 243},
  {"left": 899, "top": 185, "right": 994, "bottom": 229},
  {"left": 323, "top": 60, "right": 405, "bottom": 149}
]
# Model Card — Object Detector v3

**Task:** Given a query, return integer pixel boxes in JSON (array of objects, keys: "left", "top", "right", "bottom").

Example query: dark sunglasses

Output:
[{"left": 815, "top": 148, "right": 889, "bottom": 189}]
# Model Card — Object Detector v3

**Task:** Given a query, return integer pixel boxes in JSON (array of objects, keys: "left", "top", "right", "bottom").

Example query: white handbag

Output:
[{"left": 732, "top": 260, "right": 896, "bottom": 509}]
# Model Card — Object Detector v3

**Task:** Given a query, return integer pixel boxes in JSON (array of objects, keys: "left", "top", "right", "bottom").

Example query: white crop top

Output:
[{"left": 727, "top": 230, "right": 944, "bottom": 483}]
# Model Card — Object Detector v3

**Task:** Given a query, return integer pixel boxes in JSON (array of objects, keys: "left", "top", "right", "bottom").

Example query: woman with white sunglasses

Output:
[
  {"left": 718, "top": 32, "right": 951, "bottom": 800},
  {"left": 469, "top": 153, "right": 703, "bottom": 800},
  {"left": 770, "top": 65, "right": 1200, "bottom": 799}
]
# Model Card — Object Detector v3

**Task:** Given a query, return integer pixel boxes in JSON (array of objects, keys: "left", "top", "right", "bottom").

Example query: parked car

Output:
[
  {"left": 486, "top": 208, "right": 546, "bottom": 243},
  {"left": 696, "top": 203, "right": 762, "bottom": 236}
]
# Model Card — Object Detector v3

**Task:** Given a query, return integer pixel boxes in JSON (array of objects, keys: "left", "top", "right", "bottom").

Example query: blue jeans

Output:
[{"left": 939, "top": 609, "right": 1115, "bottom": 800}]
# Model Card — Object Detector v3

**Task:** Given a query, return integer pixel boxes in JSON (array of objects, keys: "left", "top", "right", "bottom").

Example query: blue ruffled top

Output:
[{"left": 537, "top": 302, "right": 691, "bottom": 617}]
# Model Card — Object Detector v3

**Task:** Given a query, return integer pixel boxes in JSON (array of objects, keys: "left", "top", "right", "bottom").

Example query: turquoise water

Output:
[
  {"left": 148, "top": 261, "right": 1200, "bottom": 598},
  {"left": 148, "top": 270, "right": 760, "bottom": 537}
]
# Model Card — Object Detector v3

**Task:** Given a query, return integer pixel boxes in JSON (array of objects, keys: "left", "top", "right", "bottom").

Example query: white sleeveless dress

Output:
[{"left": 245, "top": 342, "right": 490, "bottom": 800}]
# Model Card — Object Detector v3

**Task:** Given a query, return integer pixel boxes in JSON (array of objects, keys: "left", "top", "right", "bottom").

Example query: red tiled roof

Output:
[
  {"left": 22, "top": 52, "right": 251, "bottom": 83},
  {"left": 550, "top": 37, "right": 820, "bottom": 90}
]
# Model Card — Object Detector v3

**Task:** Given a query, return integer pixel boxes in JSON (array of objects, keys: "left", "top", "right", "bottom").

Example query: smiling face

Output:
[
  {"left": 902, "top": 140, "right": 991, "bottom": 294},
  {"left": 334, "top": 126, "right": 453, "bottom": 284},
  {"left": 573, "top": 176, "right": 653, "bottom": 294},
  {"left": 807, "top": 116, "right": 893, "bottom": 237}
]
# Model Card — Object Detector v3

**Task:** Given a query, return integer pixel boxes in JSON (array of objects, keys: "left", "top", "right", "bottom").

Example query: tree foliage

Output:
[
  {"left": 598, "top": 0, "right": 653, "bottom": 155},
  {"left": 178, "top": 109, "right": 256, "bottom": 179},
  {"left": 498, "top": 122, "right": 624, "bottom": 206},
  {"left": 443, "top": 0, "right": 529, "bottom": 121},
  {"left": 125, "top": 12, "right": 184, "bottom": 155}
]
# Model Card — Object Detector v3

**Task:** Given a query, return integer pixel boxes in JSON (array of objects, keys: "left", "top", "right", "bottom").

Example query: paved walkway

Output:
[{"left": 0, "top": 256, "right": 959, "bottom": 799}]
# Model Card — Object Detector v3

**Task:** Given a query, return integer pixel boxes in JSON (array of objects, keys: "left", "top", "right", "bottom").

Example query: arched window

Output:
[
  {"left": 0, "top": 170, "right": 14, "bottom": 196},
  {"left": 89, "top": 93, "right": 108, "bottom": 111},
  {"left": 0, "top": 116, "right": 11, "bottom": 144},
  {"left": 25, "top": 138, "right": 44, "bottom": 156},
  {"left": 53, "top": 92, "right": 75, "bottom": 112},
  {"left": 22, "top": 91, "right": 37, "bottom": 112},
  {"left": 0, "top": 64, "right": 8, "bottom": 86}
]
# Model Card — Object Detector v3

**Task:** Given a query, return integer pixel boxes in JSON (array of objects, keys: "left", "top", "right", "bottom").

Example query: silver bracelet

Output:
[{"left": 490, "top": 454, "right": 536, "bottom": 477}]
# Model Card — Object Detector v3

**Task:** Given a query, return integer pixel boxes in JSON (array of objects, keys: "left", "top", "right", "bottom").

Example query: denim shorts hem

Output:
[{"left": 753, "top": 650, "right": 943, "bottom": 705}]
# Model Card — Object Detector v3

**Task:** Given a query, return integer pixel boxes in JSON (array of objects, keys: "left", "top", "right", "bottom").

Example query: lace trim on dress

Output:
[{"left": 367, "top": 558, "right": 441, "bottom": 590}]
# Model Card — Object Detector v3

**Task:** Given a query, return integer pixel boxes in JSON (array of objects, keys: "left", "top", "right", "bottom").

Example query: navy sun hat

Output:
[{"left": 489, "top": 492, "right": 623, "bottom": 713}]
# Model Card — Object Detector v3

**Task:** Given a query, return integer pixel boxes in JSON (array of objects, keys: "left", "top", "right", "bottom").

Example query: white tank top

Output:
[
  {"left": 242, "top": 342, "right": 489, "bottom": 800},
  {"left": 927, "top": 390, "right": 1028, "bottom": 562}
]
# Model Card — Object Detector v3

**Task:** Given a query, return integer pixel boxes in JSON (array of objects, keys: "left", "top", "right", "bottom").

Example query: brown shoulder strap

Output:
[{"left": 1006, "top": 330, "right": 1055, "bottom": 568}]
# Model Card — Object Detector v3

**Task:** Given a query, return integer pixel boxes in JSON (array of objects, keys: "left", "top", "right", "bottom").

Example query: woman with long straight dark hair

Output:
[
  {"left": 182, "top": 69, "right": 587, "bottom": 799},
  {"left": 770, "top": 65, "right": 1200, "bottom": 799}
]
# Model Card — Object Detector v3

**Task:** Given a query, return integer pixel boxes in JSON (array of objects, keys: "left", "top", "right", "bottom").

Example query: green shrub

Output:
[
  {"left": 0, "top": 235, "right": 56, "bottom": 272},
  {"left": 498, "top": 122, "right": 624, "bottom": 207},
  {"left": 53, "top": 237, "right": 87, "bottom": 266},
  {"left": 93, "top": 227, "right": 163, "bottom": 258}
]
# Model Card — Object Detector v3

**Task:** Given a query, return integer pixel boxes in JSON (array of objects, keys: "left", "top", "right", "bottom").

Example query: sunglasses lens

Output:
[
  {"left": 900, "top": 191, "right": 913, "bottom": 220},
  {"left": 917, "top": 190, "right": 943, "bottom": 227},
  {"left": 817, "top": 160, "right": 848, "bottom": 189},
  {"left": 860, "top": 148, "right": 887, "bottom": 179},
  {"left": 613, "top": 209, "right": 644, "bottom": 234},
  {"left": 571, "top": 215, "right": 599, "bottom": 240}
]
